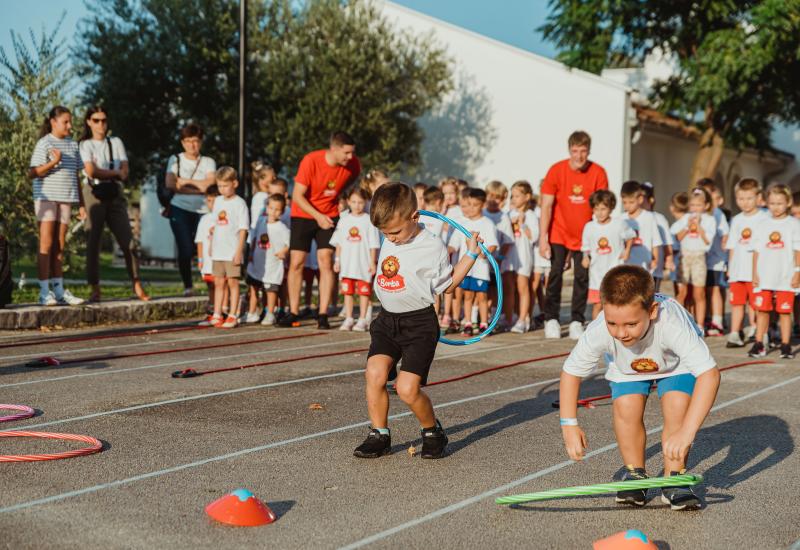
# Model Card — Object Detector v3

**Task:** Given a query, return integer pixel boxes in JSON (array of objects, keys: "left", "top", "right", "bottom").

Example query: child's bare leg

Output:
[
  {"left": 452, "top": 288, "right": 463, "bottom": 322},
  {"left": 248, "top": 285, "right": 260, "bottom": 315},
  {"left": 710, "top": 286, "right": 724, "bottom": 324},
  {"left": 755, "top": 310, "right": 770, "bottom": 342},
  {"left": 365, "top": 355, "right": 392, "bottom": 428},
  {"left": 675, "top": 284, "right": 687, "bottom": 306},
  {"left": 692, "top": 285, "right": 706, "bottom": 328},
  {"left": 266, "top": 290, "right": 277, "bottom": 314},
  {"left": 516, "top": 274, "right": 530, "bottom": 321},
  {"left": 443, "top": 292, "right": 452, "bottom": 319},
  {"left": 221, "top": 280, "right": 229, "bottom": 313},
  {"left": 747, "top": 303, "right": 757, "bottom": 329},
  {"left": 213, "top": 276, "right": 225, "bottom": 315},
  {"left": 344, "top": 294, "right": 354, "bottom": 319},
  {"left": 612, "top": 394, "right": 647, "bottom": 468},
  {"left": 395, "top": 370, "right": 435, "bottom": 428},
  {"left": 463, "top": 290, "right": 475, "bottom": 325},
  {"left": 477, "top": 291, "right": 489, "bottom": 325},
  {"left": 779, "top": 312, "right": 792, "bottom": 345},
  {"left": 730, "top": 304, "right": 744, "bottom": 333},
  {"left": 660, "top": 391, "right": 692, "bottom": 473},
  {"left": 358, "top": 295, "right": 370, "bottom": 319},
  {"left": 228, "top": 277, "right": 241, "bottom": 317},
  {"left": 206, "top": 281, "right": 215, "bottom": 309}
]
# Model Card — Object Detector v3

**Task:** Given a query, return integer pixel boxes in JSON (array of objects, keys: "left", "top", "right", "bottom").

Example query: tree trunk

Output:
[{"left": 688, "top": 127, "right": 725, "bottom": 189}]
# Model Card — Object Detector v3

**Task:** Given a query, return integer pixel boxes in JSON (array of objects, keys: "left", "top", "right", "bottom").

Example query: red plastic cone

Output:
[
  {"left": 206, "top": 489, "right": 277, "bottom": 527},
  {"left": 594, "top": 529, "right": 658, "bottom": 550}
]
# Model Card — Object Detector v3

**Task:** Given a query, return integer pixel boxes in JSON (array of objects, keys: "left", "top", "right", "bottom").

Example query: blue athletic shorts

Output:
[
  {"left": 705, "top": 269, "right": 728, "bottom": 288},
  {"left": 610, "top": 373, "right": 697, "bottom": 400},
  {"left": 459, "top": 276, "right": 489, "bottom": 293}
]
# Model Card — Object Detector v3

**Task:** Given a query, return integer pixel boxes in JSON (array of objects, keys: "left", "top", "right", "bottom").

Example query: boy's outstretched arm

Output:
[
  {"left": 559, "top": 371, "right": 588, "bottom": 461},
  {"left": 663, "top": 368, "right": 720, "bottom": 462},
  {"left": 445, "top": 231, "right": 481, "bottom": 293}
]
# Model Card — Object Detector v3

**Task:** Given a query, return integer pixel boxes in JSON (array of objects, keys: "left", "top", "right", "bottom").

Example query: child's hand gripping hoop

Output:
[{"left": 418, "top": 210, "right": 503, "bottom": 346}]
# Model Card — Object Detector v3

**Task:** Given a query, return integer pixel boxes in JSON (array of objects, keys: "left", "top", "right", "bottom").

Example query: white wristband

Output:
[
  {"left": 794, "top": 266, "right": 800, "bottom": 273},
  {"left": 559, "top": 417, "right": 578, "bottom": 427}
]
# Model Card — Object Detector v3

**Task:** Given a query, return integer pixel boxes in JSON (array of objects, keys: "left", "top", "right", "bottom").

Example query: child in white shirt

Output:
[
  {"left": 748, "top": 184, "right": 800, "bottom": 359},
  {"left": 641, "top": 182, "right": 674, "bottom": 292},
  {"left": 195, "top": 185, "right": 224, "bottom": 324},
  {"left": 504, "top": 181, "right": 540, "bottom": 332},
  {"left": 667, "top": 192, "right": 689, "bottom": 295},
  {"left": 620, "top": 180, "right": 663, "bottom": 273},
  {"left": 581, "top": 190, "right": 635, "bottom": 320},
  {"left": 245, "top": 195, "right": 290, "bottom": 326},
  {"left": 484, "top": 180, "right": 514, "bottom": 328},
  {"left": 209, "top": 167, "right": 249, "bottom": 328},
  {"left": 440, "top": 177, "right": 462, "bottom": 332},
  {"left": 331, "top": 188, "right": 381, "bottom": 331},
  {"left": 249, "top": 162, "right": 276, "bottom": 231},
  {"left": 699, "top": 180, "right": 731, "bottom": 336}
]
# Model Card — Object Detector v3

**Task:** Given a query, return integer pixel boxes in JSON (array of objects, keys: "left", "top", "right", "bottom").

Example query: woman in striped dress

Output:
[{"left": 28, "top": 106, "right": 86, "bottom": 306}]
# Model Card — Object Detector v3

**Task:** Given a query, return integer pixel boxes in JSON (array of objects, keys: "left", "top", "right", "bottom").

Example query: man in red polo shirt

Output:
[
  {"left": 538, "top": 131, "right": 608, "bottom": 339},
  {"left": 279, "top": 131, "right": 361, "bottom": 329}
]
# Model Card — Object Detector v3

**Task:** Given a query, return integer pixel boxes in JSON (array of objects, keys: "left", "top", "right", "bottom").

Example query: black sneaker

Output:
[
  {"left": 277, "top": 312, "right": 301, "bottom": 328},
  {"left": 445, "top": 319, "right": 460, "bottom": 334},
  {"left": 353, "top": 429, "right": 391, "bottom": 458},
  {"left": 615, "top": 466, "right": 648, "bottom": 506},
  {"left": 780, "top": 344, "right": 795, "bottom": 359},
  {"left": 748, "top": 341, "right": 766, "bottom": 358},
  {"left": 661, "top": 472, "right": 702, "bottom": 510},
  {"left": 462, "top": 324, "right": 474, "bottom": 336},
  {"left": 317, "top": 314, "right": 330, "bottom": 330},
  {"left": 420, "top": 420, "right": 448, "bottom": 459}
]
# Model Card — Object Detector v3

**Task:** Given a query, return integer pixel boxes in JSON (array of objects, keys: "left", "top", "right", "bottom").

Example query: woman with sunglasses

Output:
[{"left": 79, "top": 106, "right": 149, "bottom": 302}]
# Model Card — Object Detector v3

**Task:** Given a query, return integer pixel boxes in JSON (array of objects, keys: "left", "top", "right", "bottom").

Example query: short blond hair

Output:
[
  {"left": 734, "top": 177, "right": 761, "bottom": 195},
  {"left": 216, "top": 166, "right": 238, "bottom": 182},
  {"left": 766, "top": 183, "right": 793, "bottom": 205},
  {"left": 485, "top": 180, "right": 508, "bottom": 199},
  {"left": 370, "top": 182, "right": 417, "bottom": 228}
]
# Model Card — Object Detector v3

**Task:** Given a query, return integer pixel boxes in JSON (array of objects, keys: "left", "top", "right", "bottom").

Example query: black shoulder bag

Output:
[{"left": 91, "top": 137, "right": 122, "bottom": 201}]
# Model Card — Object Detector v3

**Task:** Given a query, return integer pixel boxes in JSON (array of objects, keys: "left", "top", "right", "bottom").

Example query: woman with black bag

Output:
[{"left": 79, "top": 106, "right": 149, "bottom": 302}]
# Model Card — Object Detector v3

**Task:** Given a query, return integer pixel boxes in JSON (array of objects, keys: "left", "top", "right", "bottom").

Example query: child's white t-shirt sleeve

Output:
[
  {"left": 581, "top": 223, "right": 591, "bottom": 253},
  {"left": 651, "top": 215, "right": 664, "bottom": 247},
  {"left": 430, "top": 244, "right": 454, "bottom": 295},
  {"left": 448, "top": 228, "right": 463, "bottom": 250},
  {"left": 793, "top": 218, "right": 800, "bottom": 251},
  {"left": 483, "top": 220, "right": 500, "bottom": 249},
  {"left": 661, "top": 305, "right": 717, "bottom": 377},
  {"left": 368, "top": 223, "right": 381, "bottom": 249},
  {"left": 329, "top": 225, "right": 344, "bottom": 248},
  {"left": 526, "top": 210, "right": 540, "bottom": 244},
  {"left": 562, "top": 322, "right": 608, "bottom": 378}
]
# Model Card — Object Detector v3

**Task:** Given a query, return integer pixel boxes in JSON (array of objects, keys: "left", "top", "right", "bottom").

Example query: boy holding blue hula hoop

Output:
[
  {"left": 354, "top": 182, "right": 483, "bottom": 459},
  {"left": 560, "top": 265, "right": 720, "bottom": 510}
]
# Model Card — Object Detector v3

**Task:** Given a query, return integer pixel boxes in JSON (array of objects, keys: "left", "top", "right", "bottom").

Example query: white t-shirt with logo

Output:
[
  {"left": 374, "top": 226, "right": 453, "bottom": 313},
  {"left": 706, "top": 207, "right": 730, "bottom": 271},
  {"left": 623, "top": 210, "right": 664, "bottom": 270},
  {"left": 250, "top": 191, "right": 269, "bottom": 230},
  {"left": 752, "top": 215, "right": 800, "bottom": 292},
  {"left": 166, "top": 153, "right": 217, "bottom": 213},
  {"left": 329, "top": 212, "right": 381, "bottom": 282},
  {"left": 725, "top": 210, "right": 767, "bottom": 282},
  {"left": 652, "top": 211, "right": 671, "bottom": 279},
  {"left": 563, "top": 295, "right": 716, "bottom": 383},
  {"left": 506, "top": 209, "right": 539, "bottom": 277},
  {"left": 484, "top": 208, "right": 515, "bottom": 270},
  {"left": 670, "top": 213, "right": 716, "bottom": 253},
  {"left": 79, "top": 137, "right": 128, "bottom": 186},
  {"left": 194, "top": 212, "right": 215, "bottom": 276},
  {"left": 210, "top": 195, "right": 249, "bottom": 261},
  {"left": 247, "top": 218, "right": 290, "bottom": 285},
  {"left": 448, "top": 215, "right": 500, "bottom": 281},
  {"left": 421, "top": 214, "right": 446, "bottom": 241},
  {"left": 581, "top": 217, "right": 636, "bottom": 290}
]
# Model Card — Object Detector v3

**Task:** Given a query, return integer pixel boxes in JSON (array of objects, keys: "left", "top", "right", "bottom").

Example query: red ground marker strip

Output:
[
  {"left": 0, "top": 405, "right": 35, "bottom": 423},
  {"left": 424, "top": 352, "right": 571, "bottom": 387},
  {"left": 28, "top": 332, "right": 325, "bottom": 367},
  {"left": 0, "top": 431, "right": 103, "bottom": 462},
  {"left": 172, "top": 347, "right": 369, "bottom": 378},
  {"left": 0, "top": 323, "right": 211, "bottom": 350}
]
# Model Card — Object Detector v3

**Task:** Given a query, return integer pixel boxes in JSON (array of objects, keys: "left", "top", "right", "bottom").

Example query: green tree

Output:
[
  {"left": 77, "top": 0, "right": 451, "bottom": 180},
  {"left": 540, "top": 0, "right": 800, "bottom": 186}
]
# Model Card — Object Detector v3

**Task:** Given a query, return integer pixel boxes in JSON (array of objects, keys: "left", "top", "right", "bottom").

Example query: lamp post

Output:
[{"left": 238, "top": 0, "right": 248, "bottom": 201}]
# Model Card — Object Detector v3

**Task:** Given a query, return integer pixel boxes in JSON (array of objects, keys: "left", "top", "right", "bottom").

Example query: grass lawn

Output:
[
  {"left": 12, "top": 282, "right": 209, "bottom": 304},
  {"left": 11, "top": 253, "right": 185, "bottom": 283}
]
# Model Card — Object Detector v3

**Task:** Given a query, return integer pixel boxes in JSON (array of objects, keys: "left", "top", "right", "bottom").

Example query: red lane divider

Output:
[
  {"left": 25, "top": 332, "right": 325, "bottom": 368},
  {"left": 172, "top": 347, "right": 369, "bottom": 378},
  {"left": 424, "top": 352, "right": 571, "bottom": 387},
  {"left": 552, "top": 359, "right": 777, "bottom": 409},
  {"left": 0, "top": 323, "right": 212, "bottom": 350},
  {"left": 0, "top": 431, "right": 103, "bottom": 462}
]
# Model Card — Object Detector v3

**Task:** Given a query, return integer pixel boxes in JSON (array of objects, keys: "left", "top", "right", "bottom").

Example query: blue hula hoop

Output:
[{"left": 418, "top": 210, "right": 503, "bottom": 345}]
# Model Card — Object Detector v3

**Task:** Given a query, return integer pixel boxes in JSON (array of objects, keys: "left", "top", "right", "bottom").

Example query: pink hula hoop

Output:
[
  {"left": 0, "top": 431, "right": 103, "bottom": 462},
  {"left": 0, "top": 404, "right": 35, "bottom": 423}
]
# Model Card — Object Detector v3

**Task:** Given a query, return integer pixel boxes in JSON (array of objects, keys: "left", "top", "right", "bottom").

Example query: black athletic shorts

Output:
[
  {"left": 289, "top": 216, "right": 339, "bottom": 252},
  {"left": 368, "top": 306, "right": 440, "bottom": 385}
]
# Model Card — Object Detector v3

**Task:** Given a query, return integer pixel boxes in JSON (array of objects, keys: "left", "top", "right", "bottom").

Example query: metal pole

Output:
[{"left": 238, "top": 0, "right": 247, "bottom": 200}]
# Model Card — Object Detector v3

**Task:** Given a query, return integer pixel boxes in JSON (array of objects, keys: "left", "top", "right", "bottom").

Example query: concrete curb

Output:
[{"left": 0, "top": 297, "right": 208, "bottom": 330}]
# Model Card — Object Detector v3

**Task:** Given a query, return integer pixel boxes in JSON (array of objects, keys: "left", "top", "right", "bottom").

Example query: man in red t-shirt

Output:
[
  {"left": 538, "top": 131, "right": 608, "bottom": 339},
  {"left": 279, "top": 131, "right": 361, "bottom": 329}
]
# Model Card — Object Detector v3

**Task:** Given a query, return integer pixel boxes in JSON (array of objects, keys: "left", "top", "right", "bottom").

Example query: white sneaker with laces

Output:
[
  {"left": 242, "top": 312, "right": 261, "bottom": 324},
  {"left": 510, "top": 319, "right": 529, "bottom": 334},
  {"left": 340, "top": 317, "right": 355, "bottom": 331},
  {"left": 353, "top": 318, "right": 369, "bottom": 332},
  {"left": 568, "top": 321, "right": 584, "bottom": 340},
  {"left": 260, "top": 312, "right": 276, "bottom": 326},
  {"left": 56, "top": 289, "right": 85, "bottom": 306},
  {"left": 544, "top": 319, "right": 561, "bottom": 339},
  {"left": 39, "top": 291, "right": 57, "bottom": 306}
]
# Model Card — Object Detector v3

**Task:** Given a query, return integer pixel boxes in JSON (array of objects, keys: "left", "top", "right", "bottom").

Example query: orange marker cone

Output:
[
  {"left": 206, "top": 489, "right": 277, "bottom": 527},
  {"left": 594, "top": 529, "right": 658, "bottom": 550}
]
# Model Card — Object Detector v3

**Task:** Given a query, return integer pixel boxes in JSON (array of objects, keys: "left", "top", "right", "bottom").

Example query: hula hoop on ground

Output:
[
  {"left": 0, "top": 405, "right": 35, "bottom": 423},
  {"left": 0, "top": 431, "right": 104, "bottom": 462},
  {"left": 418, "top": 210, "right": 503, "bottom": 346}
]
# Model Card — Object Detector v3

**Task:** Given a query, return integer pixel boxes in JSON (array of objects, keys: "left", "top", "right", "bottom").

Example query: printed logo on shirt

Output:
[
  {"left": 258, "top": 233, "right": 271, "bottom": 250},
  {"left": 630, "top": 358, "right": 659, "bottom": 373},
  {"left": 632, "top": 230, "right": 643, "bottom": 246},
  {"left": 376, "top": 256, "right": 405, "bottom": 292},
  {"left": 767, "top": 231, "right": 784, "bottom": 249},
  {"left": 568, "top": 183, "right": 586, "bottom": 205},
  {"left": 217, "top": 211, "right": 229, "bottom": 226},
  {"left": 347, "top": 226, "right": 362, "bottom": 242},
  {"left": 596, "top": 237, "right": 611, "bottom": 255},
  {"left": 323, "top": 180, "right": 337, "bottom": 197},
  {"left": 739, "top": 227, "right": 752, "bottom": 243},
  {"left": 688, "top": 219, "right": 699, "bottom": 237},
  {"left": 511, "top": 218, "right": 521, "bottom": 238}
]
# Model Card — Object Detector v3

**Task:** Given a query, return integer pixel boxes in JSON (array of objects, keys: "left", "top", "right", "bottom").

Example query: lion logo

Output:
[
  {"left": 630, "top": 358, "right": 659, "bottom": 373},
  {"left": 347, "top": 226, "right": 362, "bottom": 242},
  {"left": 767, "top": 231, "right": 784, "bottom": 249},
  {"left": 688, "top": 220, "right": 698, "bottom": 234},
  {"left": 258, "top": 233, "right": 270, "bottom": 250},
  {"left": 568, "top": 183, "right": 586, "bottom": 205},
  {"left": 572, "top": 184, "right": 582, "bottom": 196},
  {"left": 376, "top": 255, "right": 405, "bottom": 292},
  {"left": 381, "top": 256, "right": 399, "bottom": 278},
  {"left": 326, "top": 180, "right": 336, "bottom": 190},
  {"left": 741, "top": 228, "right": 752, "bottom": 240},
  {"left": 596, "top": 237, "right": 611, "bottom": 255},
  {"left": 512, "top": 219, "right": 521, "bottom": 238},
  {"left": 217, "top": 210, "right": 229, "bottom": 225}
]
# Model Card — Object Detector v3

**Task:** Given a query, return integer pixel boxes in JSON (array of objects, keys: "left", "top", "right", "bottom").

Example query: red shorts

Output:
[
  {"left": 341, "top": 278, "right": 372, "bottom": 297},
  {"left": 753, "top": 290, "right": 795, "bottom": 313},
  {"left": 588, "top": 288, "right": 601, "bottom": 305},
  {"left": 202, "top": 274, "right": 215, "bottom": 284},
  {"left": 728, "top": 281, "right": 755, "bottom": 307}
]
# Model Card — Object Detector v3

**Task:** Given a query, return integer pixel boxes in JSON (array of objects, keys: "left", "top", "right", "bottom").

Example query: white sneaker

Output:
[
  {"left": 39, "top": 291, "right": 57, "bottom": 306},
  {"left": 339, "top": 317, "right": 355, "bottom": 331},
  {"left": 56, "top": 289, "right": 85, "bottom": 306},
  {"left": 260, "top": 312, "right": 276, "bottom": 326},
  {"left": 510, "top": 319, "right": 529, "bottom": 334},
  {"left": 353, "top": 318, "right": 369, "bottom": 332},
  {"left": 726, "top": 331, "right": 744, "bottom": 347},
  {"left": 568, "top": 321, "right": 584, "bottom": 340},
  {"left": 544, "top": 319, "right": 561, "bottom": 339},
  {"left": 242, "top": 312, "right": 261, "bottom": 324},
  {"left": 743, "top": 325, "right": 756, "bottom": 341}
]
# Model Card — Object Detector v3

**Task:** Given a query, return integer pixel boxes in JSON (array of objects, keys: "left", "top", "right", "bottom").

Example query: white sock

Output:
[
  {"left": 51, "top": 277, "right": 64, "bottom": 297},
  {"left": 712, "top": 315, "right": 723, "bottom": 327},
  {"left": 39, "top": 279, "right": 50, "bottom": 296}
]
